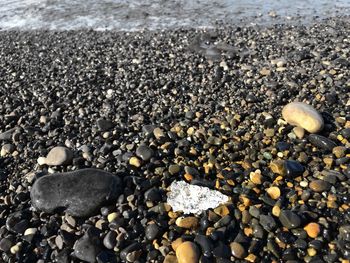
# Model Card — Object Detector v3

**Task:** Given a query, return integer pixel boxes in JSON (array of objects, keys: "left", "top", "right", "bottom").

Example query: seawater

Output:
[{"left": 1, "top": 0, "right": 350, "bottom": 31}]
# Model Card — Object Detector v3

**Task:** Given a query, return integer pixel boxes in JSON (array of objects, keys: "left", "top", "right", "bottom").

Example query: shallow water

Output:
[{"left": 1, "top": 0, "right": 350, "bottom": 31}]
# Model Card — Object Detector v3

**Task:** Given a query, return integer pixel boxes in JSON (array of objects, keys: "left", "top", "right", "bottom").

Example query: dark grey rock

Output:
[
  {"left": 194, "top": 234, "right": 213, "bottom": 257},
  {"left": 259, "top": 215, "right": 277, "bottom": 232},
  {"left": 73, "top": 233, "right": 101, "bottom": 263},
  {"left": 103, "top": 231, "right": 117, "bottom": 249},
  {"left": 145, "top": 224, "right": 160, "bottom": 240},
  {"left": 30, "top": 168, "right": 123, "bottom": 217},
  {"left": 97, "top": 119, "right": 113, "bottom": 131},
  {"left": 279, "top": 210, "right": 301, "bottom": 229},
  {"left": 144, "top": 187, "right": 162, "bottom": 202},
  {"left": 308, "top": 134, "right": 337, "bottom": 151},
  {"left": 0, "top": 127, "right": 17, "bottom": 141},
  {"left": 0, "top": 237, "right": 13, "bottom": 252},
  {"left": 136, "top": 145, "right": 153, "bottom": 161},
  {"left": 284, "top": 160, "right": 304, "bottom": 177}
]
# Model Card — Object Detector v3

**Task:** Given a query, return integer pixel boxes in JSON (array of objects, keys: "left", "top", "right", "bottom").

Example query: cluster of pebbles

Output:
[{"left": 0, "top": 17, "right": 350, "bottom": 263}]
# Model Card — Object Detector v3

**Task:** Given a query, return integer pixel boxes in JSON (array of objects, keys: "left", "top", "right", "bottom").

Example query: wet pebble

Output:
[{"left": 279, "top": 210, "right": 301, "bottom": 229}]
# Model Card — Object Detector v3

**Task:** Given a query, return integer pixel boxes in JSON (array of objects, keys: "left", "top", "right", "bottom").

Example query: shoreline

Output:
[{"left": 0, "top": 17, "right": 350, "bottom": 262}]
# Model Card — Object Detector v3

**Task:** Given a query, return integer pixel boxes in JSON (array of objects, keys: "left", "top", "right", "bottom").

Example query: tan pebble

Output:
[
  {"left": 129, "top": 157, "right": 141, "bottom": 167},
  {"left": 270, "top": 160, "right": 285, "bottom": 175},
  {"left": 171, "top": 238, "right": 184, "bottom": 251},
  {"left": 323, "top": 157, "right": 333, "bottom": 167},
  {"left": 10, "top": 243, "right": 21, "bottom": 254},
  {"left": 163, "top": 254, "right": 178, "bottom": 263},
  {"left": 176, "top": 242, "right": 199, "bottom": 263},
  {"left": 245, "top": 253, "right": 257, "bottom": 262},
  {"left": 175, "top": 217, "right": 199, "bottom": 229},
  {"left": 214, "top": 205, "right": 230, "bottom": 217},
  {"left": 153, "top": 127, "right": 165, "bottom": 139},
  {"left": 107, "top": 212, "right": 118, "bottom": 222},
  {"left": 260, "top": 68, "right": 271, "bottom": 76},
  {"left": 24, "top": 228, "right": 37, "bottom": 236},
  {"left": 309, "top": 180, "right": 330, "bottom": 192},
  {"left": 307, "top": 247, "right": 317, "bottom": 257},
  {"left": 282, "top": 102, "right": 324, "bottom": 133},
  {"left": 272, "top": 205, "right": 281, "bottom": 217},
  {"left": 266, "top": 186, "right": 281, "bottom": 200},
  {"left": 293, "top": 126, "right": 305, "bottom": 139},
  {"left": 333, "top": 146, "right": 347, "bottom": 158},
  {"left": 37, "top": 157, "right": 47, "bottom": 165},
  {"left": 250, "top": 170, "right": 262, "bottom": 185},
  {"left": 304, "top": 222, "right": 321, "bottom": 238}
]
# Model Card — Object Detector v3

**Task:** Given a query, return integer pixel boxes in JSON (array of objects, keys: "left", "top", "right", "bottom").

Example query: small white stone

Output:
[
  {"left": 167, "top": 181, "right": 229, "bottom": 215},
  {"left": 24, "top": 228, "right": 37, "bottom": 236}
]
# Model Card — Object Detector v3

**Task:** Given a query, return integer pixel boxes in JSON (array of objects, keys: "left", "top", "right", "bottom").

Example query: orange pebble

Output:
[{"left": 304, "top": 222, "right": 321, "bottom": 238}]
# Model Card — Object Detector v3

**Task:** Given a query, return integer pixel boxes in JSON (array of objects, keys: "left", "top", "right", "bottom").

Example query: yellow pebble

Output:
[
  {"left": 266, "top": 186, "right": 281, "bottom": 200},
  {"left": 304, "top": 222, "right": 321, "bottom": 238},
  {"left": 107, "top": 212, "right": 118, "bottom": 223},
  {"left": 129, "top": 157, "right": 141, "bottom": 167}
]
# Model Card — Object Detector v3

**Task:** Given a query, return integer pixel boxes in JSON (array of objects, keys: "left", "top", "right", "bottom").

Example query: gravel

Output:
[{"left": 0, "top": 16, "right": 349, "bottom": 262}]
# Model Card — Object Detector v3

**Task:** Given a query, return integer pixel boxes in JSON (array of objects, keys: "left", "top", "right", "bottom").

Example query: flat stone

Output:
[
  {"left": 175, "top": 216, "right": 199, "bottom": 229},
  {"left": 279, "top": 210, "right": 301, "bottom": 229},
  {"left": 176, "top": 241, "right": 200, "bottom": 263},
  {"left": 136, "top": 145, "right": 153, "bottom": 161},
  {"left": 309, "top": 180, "right": 330, "bottom": 192},
  {"left": 30, "top": 168, "right": 123, "bottom": 217},
  {"left": 308, "top": 134, "right": 337, "bottom": 152},
  {"left": 41, "top": 146, "right": 73, "bottom": 166},
  {"left": 0, "top": 127, "right": 17, "bottom": 141},
  {"left": 97, "top": 119, "right": 114, "bottom": 131},
  {"left": 73, "top": 233, "right": 101, "bottom": 263},
  {"left": 230, "top": 242, "right": 247, "bottom": 259},
  {"left": 282, "top": 102, "right": 324, "bottom": 133}
]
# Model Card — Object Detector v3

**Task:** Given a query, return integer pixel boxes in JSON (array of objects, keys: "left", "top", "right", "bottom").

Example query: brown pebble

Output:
[
  {"left": 175, "top": 217, "right": 199, "bottom": 229},
  {"left": 176, "top": 241, "right": 200, "bottom": 263},
  {"left": 270, "top": 160, "right": 285, "bottom": 175},
  {"left": 309, "top": 180, "right": 330, "bottom": 192},
  {"left": 214, "top": 205, "right": 230, "bottom": 217},
  {"left": 333, "top": 146, "right": 347, "bottom": 158}
]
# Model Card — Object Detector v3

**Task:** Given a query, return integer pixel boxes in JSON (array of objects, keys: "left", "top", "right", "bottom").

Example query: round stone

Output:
[
  {"left": 282, "top": 102, "right": 324, "bottom": 133},
  {"left": 129, "top": 157, "right": 141, "bottom": 167},
  {"left": 136, "top": 145, "right": 153, "bottom": 161},
  {"left": 145, "top": 224, "right": 160, "bottom": 240},
  {"left": 176, "top": 241, "right": 200, "bottom": 263},
  {"left": 266, "top": 186, "right": 281, "bottom": 200}
]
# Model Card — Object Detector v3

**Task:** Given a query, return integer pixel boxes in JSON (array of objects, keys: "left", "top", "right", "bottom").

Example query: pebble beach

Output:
[{"left": 0, "top": 16, "right": 350, "bottom": 263}]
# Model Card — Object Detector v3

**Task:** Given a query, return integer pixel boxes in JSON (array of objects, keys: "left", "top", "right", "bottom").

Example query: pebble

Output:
[
  {"left": 266, "top": 186, "right": 281, "bottom": 200},
  {"left": 230, "top": 242, "right": 247, "bottom": 259},
  {"left": 270, "top": 160, "right": 285, "bottom": 175},
  {"left": 30, "top": 168, "right": 123, "bottom": 217},
  {"left": 308, "top": 134, "right": 337, "bottom": 151},
  {"left": 164, "top": 254, "right": 178, "bottom": 263},
  {"left": 39, "top": 146, "right": 73, "bottom": 166},
  {"left": 0, "top": 237, "right": 13, "bottom": 252},
  {"left": 282, "top": 102, "right": 324, "bottom": 133},
  {"left": 103, "top": 231, "right": 117, "bottom": 249},
  {"left": 284, "top": 160, "right": 304, "bottom": 177},
  {"left": 129, "top": 156, "right": 141, "bottom": 167},
  {"left": 96, "top": 118, "right": 113, "bottom": 131},
  {"left": 0, "top": 143, "right": 15, "bottom": 156},
  {"left": 153, "top": 127, "right": 165, "bottom": 139},
  {"left": 176, "top": 241, "right": 200, "bottom": 263},
  {"left": 175, "top": 217, "right": 199, "bottom": 229},
  {"left": 332, "top": 146, "right": 347, "bottom": 158},
  {"left": 279, "top": 210, "right": 301, "bottom": 229},
  {"left": 145, "top": 223, "right": 161, "bottom": 240},
  {"left": 293, "top": 126, "right": 305, "bottom": 139},
  {"left": 309, "top": 180, "right": 330, "bottom": 192},
  {"left": 73, "top": 232, "right": 101, "bottom": 263},
  {"left": 304, "top": 222, "right": 321, "bottom": 238},
  {"left": 136, "top": 145, "right": 153, "bottom": 161}
]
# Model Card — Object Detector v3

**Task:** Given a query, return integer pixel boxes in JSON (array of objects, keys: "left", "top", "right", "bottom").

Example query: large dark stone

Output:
[{"left": 30, "top": 168, "right": 123, "bottom": 217}]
